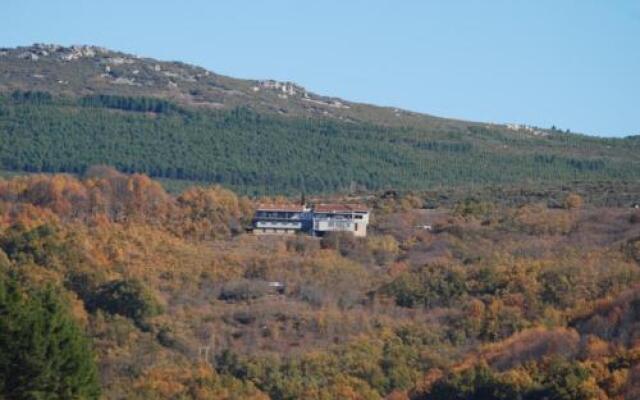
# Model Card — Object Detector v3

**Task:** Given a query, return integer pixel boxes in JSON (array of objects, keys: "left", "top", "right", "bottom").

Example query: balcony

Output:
[{"left": 255, "top": 219, "right": 302, "bottom": 230}]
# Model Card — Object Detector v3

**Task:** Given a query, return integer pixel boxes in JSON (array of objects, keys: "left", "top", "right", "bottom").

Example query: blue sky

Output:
[{"left": 2, "top": 1, "right": 638, "bottom": 137}]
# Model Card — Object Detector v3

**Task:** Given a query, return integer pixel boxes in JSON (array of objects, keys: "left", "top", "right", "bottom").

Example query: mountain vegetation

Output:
[
  {"left": 2, "top": 44, "right": 640, "bottom": 399},
  {"left": 0, "top": 273, "right": 101, "bottom": 398},
  {"left": 0, "top": 44, "right": 639, "bottom": 195},
  {"left": 0, "top": 169, "right": 639, "bottom": 398}
]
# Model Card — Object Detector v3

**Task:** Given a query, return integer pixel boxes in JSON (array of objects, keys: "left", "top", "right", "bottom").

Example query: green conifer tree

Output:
[{"left": 0, "top": 276, "right": 100, "bottom": 399}]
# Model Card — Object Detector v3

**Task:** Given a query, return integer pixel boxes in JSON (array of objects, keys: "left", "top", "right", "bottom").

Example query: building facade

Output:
[
  {"left": 311, "top": 204, "right": 370, "bottom": 237},
  {"left": 252, "top": 204, "right": 311, "bottom": 235},
  {"left": 252, "top": 203, "right": 370, "bottom": 237}
]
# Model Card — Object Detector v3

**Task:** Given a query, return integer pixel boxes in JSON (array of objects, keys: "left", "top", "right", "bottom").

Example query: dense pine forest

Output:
[
  {"left": 1, "top": 169, "right": 640, "bottom": 399},
  {"left": 1, "top": 44, "right": 639, "bottom": 195},
  {"left": 0, "top": 91, "right": 639, "bottom": 195}
]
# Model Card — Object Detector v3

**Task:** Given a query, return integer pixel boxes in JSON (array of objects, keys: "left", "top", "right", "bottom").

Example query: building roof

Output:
[
  {"left": 313, "top": 203, "right": 369, "bottom": 213},
  {"left": 256, "top": 204, "right": 306, "bottom": 212}
]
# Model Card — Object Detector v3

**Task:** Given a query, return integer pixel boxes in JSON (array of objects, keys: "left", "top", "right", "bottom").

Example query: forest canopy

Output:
[{"left": 1, "top": 92, "right": 639, "bottom": 195}]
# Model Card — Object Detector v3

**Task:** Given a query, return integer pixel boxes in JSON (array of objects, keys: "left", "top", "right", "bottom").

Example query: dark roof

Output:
[
  {"left": 313, "top": 203, "right": 369, "bottom": 213},
  {"left": 256, "top": 204, "right": 306, "bottom": 212}
]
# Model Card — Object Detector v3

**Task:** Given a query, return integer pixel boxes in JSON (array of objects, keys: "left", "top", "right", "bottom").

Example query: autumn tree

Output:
[{"left": 563, "top": 193, "right": 583, "bottom": 210}]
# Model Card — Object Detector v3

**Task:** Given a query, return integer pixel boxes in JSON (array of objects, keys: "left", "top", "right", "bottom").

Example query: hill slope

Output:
[{"left": 0, "top": 44, "right": 639, "bottom": 194}]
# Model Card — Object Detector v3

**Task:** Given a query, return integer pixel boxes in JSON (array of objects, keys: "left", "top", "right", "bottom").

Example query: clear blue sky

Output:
[{"left": 2, "top": 1, "right": 639, "bottom": 137}]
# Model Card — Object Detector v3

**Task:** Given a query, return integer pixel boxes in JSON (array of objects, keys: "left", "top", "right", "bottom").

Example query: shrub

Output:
[
  {"left": 423, "top": 364, "right": 525, "bottom": 400},
  {"left": 624, "top": 237, "right": 640, "bottom": 264},
  {"left": 320, "top": 232, "right": 358, "bottom": 255},
  {"left": 218, "top": 279, "right": 269, "bottom": 302},
  {"left": 367, "top": 235, "right": 400, "bottom": 265},
  {"left": 0, "top": 223, "right": 67, "bottom": 267},
  {"left": 382, "top": 265, "right": 467, "bottom": 309},
  {"left": 88, "top": 278, "right": 162, "bottom": 329},
  {"left": 539, "top": 358, "right": 598, "bottom": 400},
  {"left": 453, "top": 198, "right": 493, "bottom": 219},
  {"left": 286, "top": 235, "right": 320, "bottom": 254},
  {"left": 563, "top": 193, "right": 584, "bottom": 210}
]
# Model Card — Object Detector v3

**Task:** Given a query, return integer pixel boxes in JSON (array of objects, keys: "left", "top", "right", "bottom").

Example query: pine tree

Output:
[{"left": 0, "top": 276, "right": 101, "bottom": 399}]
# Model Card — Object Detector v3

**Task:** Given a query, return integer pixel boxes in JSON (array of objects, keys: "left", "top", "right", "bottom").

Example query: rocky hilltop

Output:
[{"left": 0, "top": 43, "right": 414, "bottom": 125}]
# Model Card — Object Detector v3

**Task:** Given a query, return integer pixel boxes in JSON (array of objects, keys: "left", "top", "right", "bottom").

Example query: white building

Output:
[
  {"left": 252, "top": 203, "right": 370, "bottom": 237},
  {"left": 312, "top": 204, "right": 370, "bottom": 237}
]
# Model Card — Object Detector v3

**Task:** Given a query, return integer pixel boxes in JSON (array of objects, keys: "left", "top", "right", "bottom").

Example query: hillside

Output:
[
  {"left": 1, "top": 44, "right": 639, "bottom": 195},
  {"left": 1, "top": 170, "right": 640, "bottom": 398},
  {"left": 0, "top": 44, "right": 479, "bottom": 127}
]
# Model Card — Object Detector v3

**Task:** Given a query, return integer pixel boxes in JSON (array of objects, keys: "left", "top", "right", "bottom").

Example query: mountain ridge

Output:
[
  {"left": 0, "top": 43, "right": 639, "bottom": 195},
  {"left": 0, "top": 43, "right": 540, "bottom": 133}
]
